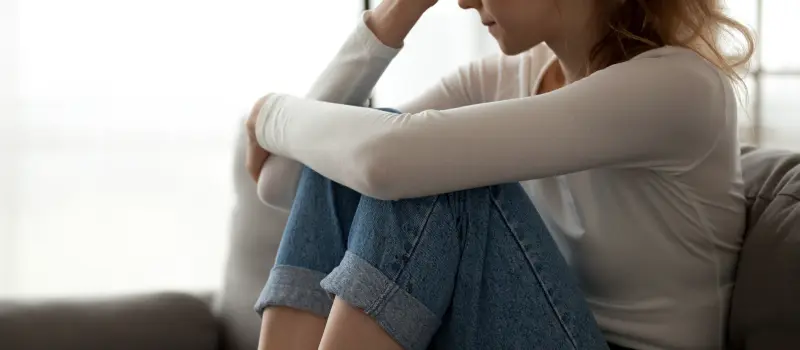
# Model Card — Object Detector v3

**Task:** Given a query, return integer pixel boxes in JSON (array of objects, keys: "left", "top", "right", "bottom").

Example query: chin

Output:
[{"left": 496, "top": 38, "right": 539, "bottom": 56}]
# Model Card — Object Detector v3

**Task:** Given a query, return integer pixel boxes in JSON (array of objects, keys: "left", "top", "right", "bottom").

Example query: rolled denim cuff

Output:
[
  {"left": 254, "top": 265, "right": 332, "bottom": 318},
  {"left": 321, "top": 252, "right": 439, "bottom": 350}
]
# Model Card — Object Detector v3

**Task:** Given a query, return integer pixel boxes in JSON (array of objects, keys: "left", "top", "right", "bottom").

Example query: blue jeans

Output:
[{"left": 254, "top": 110, "right": 609, "bottom": 350}]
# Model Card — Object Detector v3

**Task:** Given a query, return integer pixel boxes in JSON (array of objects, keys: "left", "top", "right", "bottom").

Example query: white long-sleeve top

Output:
[{"left": 254, "top": 12, "right": 745, "bottom": 350}]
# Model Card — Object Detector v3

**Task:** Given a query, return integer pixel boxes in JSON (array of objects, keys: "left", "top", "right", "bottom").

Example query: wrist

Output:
[
  {"left": 366, "top": 0, "right": 429, "bottom": 48},
  {"left": 250, "top": 93, "right": 280, "bottom": 150},
  {"left": 393, "top": 0, "right": 434, "bottom": 15}
]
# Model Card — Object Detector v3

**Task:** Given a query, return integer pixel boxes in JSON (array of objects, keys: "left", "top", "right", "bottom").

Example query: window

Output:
[
  {"left": 748, "top": 1, "right": 800, "bottom": 149},
  {"left": 725, "top": 0, "right": 800, "bottom": 149}
]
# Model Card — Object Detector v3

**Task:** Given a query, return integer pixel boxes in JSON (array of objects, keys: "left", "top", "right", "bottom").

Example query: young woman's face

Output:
[{"left": 458, "top": 0, "right": 596, "bottom": 55}]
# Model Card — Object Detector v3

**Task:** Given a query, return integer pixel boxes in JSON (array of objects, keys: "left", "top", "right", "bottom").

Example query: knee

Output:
[
  {"left": 294, "top": 166, "right": 340, "bottom": 196},
  {"left": 256, "top": 156, "right": 305, "bottom": 210},
  {"left": 256, "top": 164, "right": 329, "bottom": 210}
]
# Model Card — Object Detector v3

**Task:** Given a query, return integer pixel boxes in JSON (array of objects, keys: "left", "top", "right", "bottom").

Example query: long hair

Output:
[{"left": 590, "top": 0, "right": 755, "bottom": 84}]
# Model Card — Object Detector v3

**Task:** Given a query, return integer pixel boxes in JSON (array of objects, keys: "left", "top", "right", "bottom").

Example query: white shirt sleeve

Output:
[
  {"left": 256, "top": 49, "right": 728, "bottom": 201},
  {"left": 256, "top": 12, "right": 495, "bottom": 210}
]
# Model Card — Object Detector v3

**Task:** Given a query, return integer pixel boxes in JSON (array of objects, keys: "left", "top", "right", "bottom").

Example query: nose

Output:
[{"left": 458, "top": 0, "right": 481, "bottom": 10}]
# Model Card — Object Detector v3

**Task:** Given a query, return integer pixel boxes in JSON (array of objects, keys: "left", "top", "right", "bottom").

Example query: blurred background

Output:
[{"left": 0, "top": 0, "right": 797, "bottom": 299}]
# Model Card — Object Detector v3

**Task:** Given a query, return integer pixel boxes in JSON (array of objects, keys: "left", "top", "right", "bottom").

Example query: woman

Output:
[{"left": 245, "top": 0, "right": 754, "bottom": 349}]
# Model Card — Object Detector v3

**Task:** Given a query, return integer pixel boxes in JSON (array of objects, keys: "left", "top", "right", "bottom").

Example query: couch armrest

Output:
[{"left": 0, "top": 292, "right": 220, "bottom": 350}]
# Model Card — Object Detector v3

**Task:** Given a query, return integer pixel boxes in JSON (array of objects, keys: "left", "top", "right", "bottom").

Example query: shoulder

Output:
[
  {"left": 613, "top": 46, "right": 731, "bottom": 100},
  {"left": 602, "top": 46, "right": 738, "bottom": 165},
  {"left": 598, "top": 46, "right": 734, "bottom": 128},
  {"left": 638, "top": 46, "right": 728, "bottom": 80}
]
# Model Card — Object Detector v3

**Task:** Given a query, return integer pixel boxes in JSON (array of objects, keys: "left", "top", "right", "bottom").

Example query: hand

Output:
[{"left": 245, "top": 94, "right": 272, "bottom": 182}]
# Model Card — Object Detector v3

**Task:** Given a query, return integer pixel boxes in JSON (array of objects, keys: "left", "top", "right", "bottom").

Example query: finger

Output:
[
  {"left": 247, "top": 155, "right": 266, "bottom": 182},
  {"left": 246, "top": 146, "right": 270, "bottom": 182}
]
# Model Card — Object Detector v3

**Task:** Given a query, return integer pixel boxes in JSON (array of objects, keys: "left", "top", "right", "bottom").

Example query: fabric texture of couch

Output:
[
  {"left": 0, "top": 293, "right": 219, "bottom": 350},
  {"left": 728, "top": 146, "right": 800, "bottom": 349}
]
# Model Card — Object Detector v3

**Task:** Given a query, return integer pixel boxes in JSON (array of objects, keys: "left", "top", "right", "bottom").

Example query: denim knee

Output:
[
  {"left": 320, "top": 191, "right": 471, "bottom": 350},
  {"left": 255, "top": 167, "right": 361, "bottom": 317}
]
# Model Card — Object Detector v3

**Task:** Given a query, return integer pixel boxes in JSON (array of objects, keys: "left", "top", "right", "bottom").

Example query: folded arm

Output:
[
  {"left": 255, "top": 14, "right": 399, "bottom": 211},
  {"left": 256, "top": 51, "right": 728, "bottom": 200},
  {"left": 257, "top": 12, "right": 498, "bottom": 210}
]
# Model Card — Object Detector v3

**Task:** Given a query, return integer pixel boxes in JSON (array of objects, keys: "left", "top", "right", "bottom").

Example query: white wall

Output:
[
  {"left": 0, "top": 0, "right": 21, "bottom": 296},
  {"left": 0, "top": 0, "right": 362, "bottom": 298}
]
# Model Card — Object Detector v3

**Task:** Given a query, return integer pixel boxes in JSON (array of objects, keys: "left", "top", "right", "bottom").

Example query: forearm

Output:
[
  {"left": 257, "top": 9, "right": 409, "bottom": 210},
  {"left": 305, "top": 9, "right": 406, "bottom": 105}
]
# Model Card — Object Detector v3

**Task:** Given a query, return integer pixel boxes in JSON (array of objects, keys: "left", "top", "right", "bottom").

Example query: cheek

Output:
[
  {"left": 498, "top": 0, "right": 559, "bottom": 33},
  {"left": 492, "top": 8, "right": 558, "bottom": 54},
  {"left": 507, "top": 3, "right": 562, "bottom": 41}
]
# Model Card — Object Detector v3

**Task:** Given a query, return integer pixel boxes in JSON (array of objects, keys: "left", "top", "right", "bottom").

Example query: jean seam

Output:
[
  {"left": 326, "top": 184, "right": 349, "bottom": 242},
  {"left": 489, "top": 189, "right": 580, "bottom": 350},
  {"left": 364, "top": 195, "right": 444, "bottom": 316}
]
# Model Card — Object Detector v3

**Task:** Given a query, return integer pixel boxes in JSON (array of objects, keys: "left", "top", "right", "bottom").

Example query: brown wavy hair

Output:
[{"left": 590, "top": 0, "right": 756, "bottom": 83}]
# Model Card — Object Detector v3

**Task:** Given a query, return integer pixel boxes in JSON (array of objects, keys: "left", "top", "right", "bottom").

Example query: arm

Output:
[
  {"left": 255, "top": 6, "right": 408, "bottom": 211},
  {"left": 257, "top": 4, "right": 496, "bottom": 210},
  {"left": 254, "top": 12, "right": 395, "bottom": 211},
  {"left": 255, "top": 50, "right": 729, "bottom": 200}
]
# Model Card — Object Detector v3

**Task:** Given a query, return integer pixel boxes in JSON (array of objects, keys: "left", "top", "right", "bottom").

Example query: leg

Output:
[
  {"left": 257, "top": 307, "right": 326, "bottom": 350},
  {"left": 253, "top": 107, "right": 406, "bottom": 350},
  {"left": 254, "top": 166, "right": 363, "bottom": 349},
  {"left": 319, "top": 299, "right": 404, "bottom": 350},
  {"left": 432, "top": 184, "right": 608, "bottom": 349},
  {"left": 319, "top": 184, "right": 609, "bottom": 350}
]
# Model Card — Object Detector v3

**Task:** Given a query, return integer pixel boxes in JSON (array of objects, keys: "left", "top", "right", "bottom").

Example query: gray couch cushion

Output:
[
  {"left": 0, "top": 293, "right": 219, "bottom": 350},
  {"left": 729, "top": 147, "right": 800, "bottom": 350}
]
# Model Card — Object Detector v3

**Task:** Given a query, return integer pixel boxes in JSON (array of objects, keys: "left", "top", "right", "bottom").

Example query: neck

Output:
[
  {"left": 545, "top": 36, "right": 596, "bottom": 84},
  {"left": 544, "top": 10, "right": 608, "bottom": 84}
]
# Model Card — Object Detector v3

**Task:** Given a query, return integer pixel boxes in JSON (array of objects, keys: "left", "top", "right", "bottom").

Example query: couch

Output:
[{"left": 1, "top": 124, "right": 797, "bottom": 350}]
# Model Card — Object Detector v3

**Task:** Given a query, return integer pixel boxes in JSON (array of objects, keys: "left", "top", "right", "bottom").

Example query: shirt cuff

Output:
[
  {"left": 254, "top": 93, "right": 285, "bottom": 151},
  {"left": 357, "top": 10, "right": 402, "bottom": 60}
]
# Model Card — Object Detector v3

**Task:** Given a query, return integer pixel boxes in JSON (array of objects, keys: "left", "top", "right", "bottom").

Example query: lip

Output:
[{"left": 486, "top": 22, "right": 498, "bottom": 34}]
